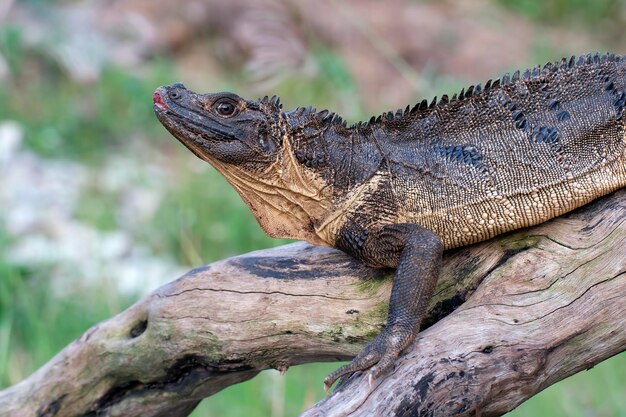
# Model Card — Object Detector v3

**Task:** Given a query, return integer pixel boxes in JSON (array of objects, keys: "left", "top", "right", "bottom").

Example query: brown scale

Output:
[{"left": 153, "top": 52, "right": 626, "bottom": 391}]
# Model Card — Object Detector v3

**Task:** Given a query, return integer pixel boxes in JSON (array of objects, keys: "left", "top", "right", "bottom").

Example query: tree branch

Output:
[{"left": 1, "top": 191, "right": 625, "bottom": 417}]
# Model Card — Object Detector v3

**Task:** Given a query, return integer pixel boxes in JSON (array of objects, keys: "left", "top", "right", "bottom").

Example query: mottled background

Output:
[{"left": 0, "top": 0, "right": 625, "bottom": 416}]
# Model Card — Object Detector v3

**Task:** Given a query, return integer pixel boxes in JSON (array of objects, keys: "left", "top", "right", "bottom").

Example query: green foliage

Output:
[
  {"left": 496, "top": 0, "right": 621, "bottom": 26},
  {"left": 148, "top": 166, "right": 291, "bottom": 266},
  {"left": 21, "top": 63, "right": 170, "bottom": 160},
  {"left": 0, "top": 26, "right": 24, "bottom": 74},
  {"left": 0, "top": 232, "right": 131, "bottom": 387},
  {"left": 1, "top": 1, "right": 625, "bottom": 414},
  {"left": 508, "top": 352, "right": 626, "bottom": 417},
  {"left": 0, "top": 26, "right": 173, "bottom": 160},
  {"left": 74, "top": 185, "right": 121, "bottom": 231},
  {"left": 266, "top": 47, "right": 363, "bottom": 121},
  {"left": 191, "top": 364, "right": 341, "bottom": 417}
]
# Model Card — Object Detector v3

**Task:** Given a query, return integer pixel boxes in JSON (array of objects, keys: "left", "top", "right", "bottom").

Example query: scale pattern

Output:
[{"left": 311, "top": 53, "right": 626, "bottom": 249}]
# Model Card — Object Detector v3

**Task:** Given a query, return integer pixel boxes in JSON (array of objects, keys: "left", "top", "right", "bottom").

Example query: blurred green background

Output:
[{"left": 0, "top": 0, "right": 625, "bottom": 416}]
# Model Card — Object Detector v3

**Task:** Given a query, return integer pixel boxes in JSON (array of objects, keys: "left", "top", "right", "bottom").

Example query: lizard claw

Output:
[
  {"left": 323, "top": 324, "right": 415, "bottom": 393},
  {"left": 323, "top": 349, "right": 379, "bottom": 393}
]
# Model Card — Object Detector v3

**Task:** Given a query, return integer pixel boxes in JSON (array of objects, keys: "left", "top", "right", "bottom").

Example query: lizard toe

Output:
[
  {"left": 324, "top": 324, "right": 414, "bottom": 392},
  {"left": 367, "top": 349, "right": 400, "bottom": 382},
  {"left": 324, "top": 348, "right": 381, "bottom": 392}
]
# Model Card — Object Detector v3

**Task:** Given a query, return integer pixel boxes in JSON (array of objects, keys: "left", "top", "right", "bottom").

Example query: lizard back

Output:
[{"left": 315, "top": 53, "right": 626, "bottom": 248}]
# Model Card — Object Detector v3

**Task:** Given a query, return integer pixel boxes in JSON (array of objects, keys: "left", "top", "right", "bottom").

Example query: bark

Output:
[{"left": 0, "top": 190, "right": 625, "bottom": 417}]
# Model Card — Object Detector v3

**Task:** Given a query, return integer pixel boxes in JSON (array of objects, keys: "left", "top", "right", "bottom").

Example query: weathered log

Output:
[{"left": 0, "top": 190, "right": 625, "bottom": 417}]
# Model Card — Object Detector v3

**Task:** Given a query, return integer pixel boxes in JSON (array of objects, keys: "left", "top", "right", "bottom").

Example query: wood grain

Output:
[{"left": 0, "top": 190, "right": 624, "bottom": 417}]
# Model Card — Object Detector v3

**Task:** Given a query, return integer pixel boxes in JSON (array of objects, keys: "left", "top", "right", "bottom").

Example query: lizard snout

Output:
[{"left": 153, "top": 83, "right": 190, "bottom": 110}]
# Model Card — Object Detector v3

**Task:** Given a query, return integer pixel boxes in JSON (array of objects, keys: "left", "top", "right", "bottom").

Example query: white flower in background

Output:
[
  {"left": 0, "top": 120, "right": 185, "bottom": 296},
  {"left": 0, "top": 121, "right": 23, "bottom": 165}
]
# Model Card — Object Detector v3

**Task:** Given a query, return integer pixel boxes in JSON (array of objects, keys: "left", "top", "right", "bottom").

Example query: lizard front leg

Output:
[{"left": 325, "top": 223, "right": 443, "bottom": 391}]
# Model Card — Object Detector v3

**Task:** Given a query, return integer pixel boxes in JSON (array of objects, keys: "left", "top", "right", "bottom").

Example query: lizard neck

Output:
[{"left": 210, "top": 139, "right": 335, "bottom": 246}]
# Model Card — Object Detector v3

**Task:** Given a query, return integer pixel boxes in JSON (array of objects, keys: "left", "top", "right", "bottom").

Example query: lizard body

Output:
[{"left": 153, "top": 53, "right": 626, "bottom": 389}]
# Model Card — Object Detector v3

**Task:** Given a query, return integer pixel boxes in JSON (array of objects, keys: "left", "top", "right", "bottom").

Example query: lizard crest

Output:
[
  {"left": 155, "top": 52, "right": 626, "bottom": 390},
  {"left": 154, "top": 53, "right": 626, "bottom": 249}
]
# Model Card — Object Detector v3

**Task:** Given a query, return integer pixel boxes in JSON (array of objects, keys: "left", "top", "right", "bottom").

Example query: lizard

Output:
[{"left": 152, "top": 52, "right": 626, "bottom": 391}]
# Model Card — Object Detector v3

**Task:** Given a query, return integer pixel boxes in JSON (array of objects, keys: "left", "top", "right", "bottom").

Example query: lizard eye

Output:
[{"left": 214, "top": 99, "right": 238, "bottom": 118}]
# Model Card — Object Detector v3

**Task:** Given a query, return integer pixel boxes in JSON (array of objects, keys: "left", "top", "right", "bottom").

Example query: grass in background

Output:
[
  {"left": 496, "top": 0, "right": 625, "bottom": 46},
  {"left": 1, "top": 6, "right": 625, "bottom": 416},
  {"left": 0, "top": 22, "right": 173, "bottom": 161},
  {"left": 496, "top": 0, "right": 621, "bottom": 25},
  {"left": 510, "top": 352, "right": 626, "bottom": 417},
  {"left": 149, "top": 167, "right": 290, "bottom": 266},
  {"left": 0, "top": 231, "right": 134, "bottom": 387}
]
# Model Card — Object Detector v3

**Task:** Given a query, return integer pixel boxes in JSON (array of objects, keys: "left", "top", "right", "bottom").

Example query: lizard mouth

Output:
[{"left": 152, "top": 89, "right": 168, "bottom": 111}]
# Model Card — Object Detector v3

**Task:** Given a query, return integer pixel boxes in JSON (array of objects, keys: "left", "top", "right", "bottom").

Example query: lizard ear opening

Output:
[{"left": 259, "top": 135, "right": 279, "bottom": 153}]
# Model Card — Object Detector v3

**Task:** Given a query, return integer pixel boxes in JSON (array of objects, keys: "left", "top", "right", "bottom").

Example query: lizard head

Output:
[
  {"left": 153, "top": 83, "right": 283, "bottom": 167},
  {"left": 153, "top": 83, "right": 334, "bottom": 244}
]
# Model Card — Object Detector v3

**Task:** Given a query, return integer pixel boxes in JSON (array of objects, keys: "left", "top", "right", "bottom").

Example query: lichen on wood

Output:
[{"left": 0, "top": 191, "right": 625, "bottom": 417}]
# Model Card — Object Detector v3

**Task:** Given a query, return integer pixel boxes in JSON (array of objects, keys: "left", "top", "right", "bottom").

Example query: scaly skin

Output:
[{"left": 153, "top": 53, "right": 626, "bottom": 391}]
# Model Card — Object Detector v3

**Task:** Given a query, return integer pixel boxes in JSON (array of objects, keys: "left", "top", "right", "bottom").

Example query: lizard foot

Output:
[{"left": 323, "top": 323, "right": 415, "bottom": 393}]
